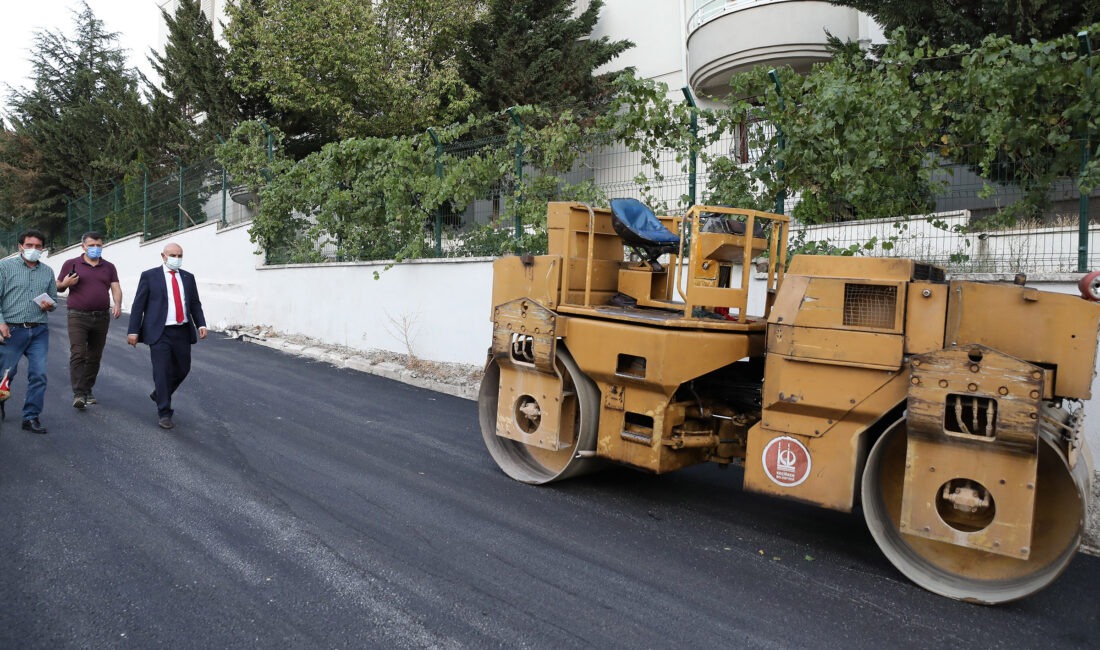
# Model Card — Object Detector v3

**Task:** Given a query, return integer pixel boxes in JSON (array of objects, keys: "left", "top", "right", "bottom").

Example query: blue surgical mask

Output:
[
  {"left": 165, "top": 256, "right": 183, "bottom": 271},
  {"left": 86, "top": 246, "right": 102, "bottom": 260},
  {"left": 21, "top": 248, "right": 42, "bottom": 263}
]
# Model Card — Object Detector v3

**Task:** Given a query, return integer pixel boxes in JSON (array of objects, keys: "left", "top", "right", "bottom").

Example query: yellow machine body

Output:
[{"left": 480, "top": 201, "right": 1100, "bottom": 603}]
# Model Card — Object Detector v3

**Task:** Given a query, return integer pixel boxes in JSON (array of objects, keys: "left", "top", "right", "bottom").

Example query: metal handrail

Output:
[{"left": 687, "top": 0, "right": 779, "bottom": 33}]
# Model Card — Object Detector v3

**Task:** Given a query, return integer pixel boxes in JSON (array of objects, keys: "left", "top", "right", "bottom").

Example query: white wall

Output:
[
  {"left": 45, "top": 223, "right": 495, "bottom": 365},
  {"left": 590, "top": 0, "right": 689, "bottom": 87}
]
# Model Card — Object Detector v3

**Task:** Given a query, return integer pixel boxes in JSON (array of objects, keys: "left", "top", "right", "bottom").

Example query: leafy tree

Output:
[
  {"left": 218, "top": 105, "right": 609, "bottom": 262},
  {"left": 3, "top": 2, "right": 151, "bottom": 237},
  {"left": 728, "top": 39, "right": 941, "bottom": 224},
  {"left": 224, "top": 0, "right": 480, "bottom": 150},
  {"left": 943, "top": 31, "right": 1098, "bottom": 223},
  {"left": 832, "top": 0, "right": 1100, "bottom": 51},
  {"left": 723, "top": 26, "right": 1100, "bottom": 225},
  {"left": 147, "top": 0, "right": 241, "bottom": 164},
  {"left": 459, "top": 0, "right": 633, "bottom": 117}
]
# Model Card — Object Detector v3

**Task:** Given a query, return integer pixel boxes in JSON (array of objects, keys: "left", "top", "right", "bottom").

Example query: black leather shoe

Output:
[
  {"left": 158, "top": 417, "right": 174, "bottom": 430},
  {"left": 150, "top": 391, "right": 156, "bottom": 402},
  {"left": 22, "top": 418, "right": 47, "bottom": 434}
]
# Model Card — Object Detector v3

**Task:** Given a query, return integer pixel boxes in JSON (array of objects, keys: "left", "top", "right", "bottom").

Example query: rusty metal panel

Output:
[
  {"left": 783, "top": 277, "right": 906, "bottom": 333},
  {"left": 904, "top": 282, "right": 948, "bottom": 354},
  {"left": 742, "top": 423, "right": 858, "bottom": 512},
  {"left": 490, "top": 299, "right": 559, "bottom": 374},
  {"left": 617, "top": 267, "right": 673, "bottom": 305},
  {"left": 787, "top": 255, "right": 916, "bottom": 281},
  {"left": 488, "top": 296, "right": 579, "bottom": 453},
  {"left": 562, "top": 318, "right": 762, "bottom": 474},
  {"left": 946, "top": 281, "right": 1100, "bottom": 399},
  {"left": 908, "top": 345, "right": 1043, "bottom": 453},
  {"left": 565, "top": 318, "right": 762, "bottom": 393},
  {"left": 900, "top": 437, "right": 1037, "bottom": 560},
  {"left": 745, "top": 372, "right": 908, "bottom": 511},
  {"left": 604, "top": 384, "right": 625, "bottom": 410},
  {"left": 768, "top": 324, "right": 903, "bottom": 369},
  {"left": 760, "top": 355, "right": 904, "bottom": 437},
  {"left": 768, "top": 274, "right": 810, "bottom": 326},
  {"left": 564, "top": 259, "right": 621, "bottom": 297},
  {"left": 547, "top": 202, "right": 623, "bottom": 260},
  {"left": 901, "top": 345, "right": 1045, "bottom": 558},
  {"left": 491, "top": 255, "right": 562, "bottom": 312},
  {"left": 593, "top": 383, "right": 700, "bottom": 472},
  {"left": 494, "top": 363, "right": 577, "bottom": 452}
]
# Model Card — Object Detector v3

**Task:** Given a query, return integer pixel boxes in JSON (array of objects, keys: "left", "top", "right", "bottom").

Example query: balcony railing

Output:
[{"left": 688, "top": 0, "right": 777, "bottom": 33}]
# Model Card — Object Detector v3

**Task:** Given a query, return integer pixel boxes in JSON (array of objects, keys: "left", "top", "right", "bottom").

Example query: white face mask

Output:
[
  {"left": 22, "top": 248, "right": 42, "bottom": 263},
  {"left": 165, "top": 256, "right": 183, "bottom": 271}
]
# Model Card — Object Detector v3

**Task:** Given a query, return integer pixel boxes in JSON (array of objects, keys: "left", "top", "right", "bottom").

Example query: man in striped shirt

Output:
[{"left": 0, "top": 229, "right": 58, "bottom": 434}]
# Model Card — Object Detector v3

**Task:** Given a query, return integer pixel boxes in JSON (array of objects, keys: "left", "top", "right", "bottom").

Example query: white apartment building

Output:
[{"left": 590, "top": 0, "right": 883, "bottom": 97}]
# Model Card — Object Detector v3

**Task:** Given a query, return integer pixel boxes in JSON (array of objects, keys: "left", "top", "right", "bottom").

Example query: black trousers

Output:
[
  {"left": 67, "top": 309, "right": 110, "bottom": 397},
  {"left": 150, "top": 325, "right": 192, "bottom": 418}
]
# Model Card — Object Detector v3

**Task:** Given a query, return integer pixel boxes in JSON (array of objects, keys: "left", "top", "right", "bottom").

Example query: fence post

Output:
[
  {"left": 142, "top": 165, "right": 149, "bottom": 238},
  {"left": 85, "top": 181, "right": 93, "bottom": 244},
  {"left": 215, "top": 135, "right": 228, "bottom": 227},
  {"left": 507, "top": 108, "right": 523, "bottom": 249},
  {"left": 682, "top": 87, "right": 698, "bottom": 206},
  {"left": 111, "top": 181, "right": 120, "bottom": 237},
  {"left": 221, "top": 164, "right": 228, "bottom": 227},
  {"left": 768, "top": 69, "right": 786, "bottom": 216},
  {"left": 177, "top": 158, "right": 184, "bottom": 231},
  {"left": 1079, "top": 31, "right": 1093, "bottom": 273},
  {"left": 428, "top": 128, "right": 443, "bottom": 256},
  {"left": 258, "top": 121, "right": 273, "bottom": 163},
  {"left": 65, "top": 197, "right": 73, "bottom": 247}
]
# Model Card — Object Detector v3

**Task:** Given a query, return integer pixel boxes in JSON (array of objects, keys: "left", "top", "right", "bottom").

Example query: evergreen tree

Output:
[
  {"left": 833, "top": 0, "right": 1100, "bottom": 50},
  {"left": 0, "top": 126, "right": 44, "bottom": 227},
  {"left": 3, "top": 2, "right": 151, "bottom": 237},
  {"left": 459, "top": 0, "right": 633, "bottom": 116},
  {"left": 148, "top": 0, "right": 241, "bottom": 163}
]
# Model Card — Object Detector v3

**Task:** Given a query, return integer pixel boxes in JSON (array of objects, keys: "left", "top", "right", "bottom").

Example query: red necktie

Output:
[{"left": 170, "top": 270, "right": 184, "bottom": 323}]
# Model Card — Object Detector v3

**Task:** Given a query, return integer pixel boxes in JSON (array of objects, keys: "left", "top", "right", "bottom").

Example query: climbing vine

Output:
[{"left": 218, "top": 24, "right": 1100, "bottom": 263}]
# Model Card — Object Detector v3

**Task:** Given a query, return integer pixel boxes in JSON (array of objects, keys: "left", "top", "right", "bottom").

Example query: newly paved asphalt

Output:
[{"left": 1, "top": 323, "right": 1098, "bottom": 648}]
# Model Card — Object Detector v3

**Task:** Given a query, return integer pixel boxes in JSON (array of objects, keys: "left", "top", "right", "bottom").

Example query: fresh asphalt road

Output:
[{"left": 1, "top": 323, "right": 1098, "bottom": 648}]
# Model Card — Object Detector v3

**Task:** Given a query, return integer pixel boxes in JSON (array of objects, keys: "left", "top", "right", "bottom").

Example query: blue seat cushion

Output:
[{"left": 610, "top": 198, "right": 679, "bottom": 247}]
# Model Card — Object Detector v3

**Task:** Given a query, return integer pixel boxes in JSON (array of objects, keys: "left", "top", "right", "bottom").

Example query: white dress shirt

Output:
[{"left": 162, "top": 265, "right": 188, "bottom": 326}]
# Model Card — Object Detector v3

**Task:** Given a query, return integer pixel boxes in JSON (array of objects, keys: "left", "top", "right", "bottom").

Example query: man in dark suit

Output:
[{"left": 127, "top": 242, "right": 207, "bottom": 429}]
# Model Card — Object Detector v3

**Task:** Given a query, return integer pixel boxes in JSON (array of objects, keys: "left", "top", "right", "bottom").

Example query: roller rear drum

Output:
[
  {"left": 862, "top": 420, "right": 1086, "bottom": 604},
  {"left": 479, "top": 347, "right": 601, "bottom": 484}
]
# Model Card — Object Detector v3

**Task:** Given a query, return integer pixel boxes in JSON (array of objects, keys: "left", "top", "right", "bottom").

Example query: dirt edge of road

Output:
[
  {"left": 224, "top": 325, "right": 1100, "bottom": 558},
  {"left": 222, "top": 325, "right": 484, "bottom": 401}
]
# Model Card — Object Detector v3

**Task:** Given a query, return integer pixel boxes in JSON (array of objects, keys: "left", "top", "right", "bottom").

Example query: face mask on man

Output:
[
  {"left": 21, "top": 248, "right": 42, "bottom": 263},
  {"left": 165, "top": 256, "right": 183, "bottom": 271},
  {"left": 86, "top": 246, "right": 102, "bottom": 260}
]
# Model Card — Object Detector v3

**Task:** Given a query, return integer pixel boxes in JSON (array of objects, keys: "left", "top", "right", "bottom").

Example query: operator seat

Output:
[{"left": 609, "top": 198, "right": 680, "bottom": 270}]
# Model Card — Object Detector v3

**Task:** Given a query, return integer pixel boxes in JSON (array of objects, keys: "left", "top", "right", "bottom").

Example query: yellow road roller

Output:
[{"left": 478, "top": 200, "right": 1100, "bottom": 603}]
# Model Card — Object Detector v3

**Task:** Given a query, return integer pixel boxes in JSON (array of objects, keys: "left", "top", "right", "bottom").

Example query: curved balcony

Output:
[{"left": 687, "top": 0, "right": 865, "bottom": 96}]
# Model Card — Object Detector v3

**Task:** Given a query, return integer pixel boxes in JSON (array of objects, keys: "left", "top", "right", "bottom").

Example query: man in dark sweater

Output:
[{"left": 56, "top": 231, "right": 123, "bottom": 410}]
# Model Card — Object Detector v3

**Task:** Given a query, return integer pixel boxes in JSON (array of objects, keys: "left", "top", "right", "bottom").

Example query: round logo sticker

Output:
[{"left": 761, "top": 436, "right": 812, "bottom": 487}]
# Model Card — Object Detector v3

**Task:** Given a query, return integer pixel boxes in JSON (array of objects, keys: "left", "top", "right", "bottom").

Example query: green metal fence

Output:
[{"left": 1, "top": 157, "right": 251, "bottom": 258}]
